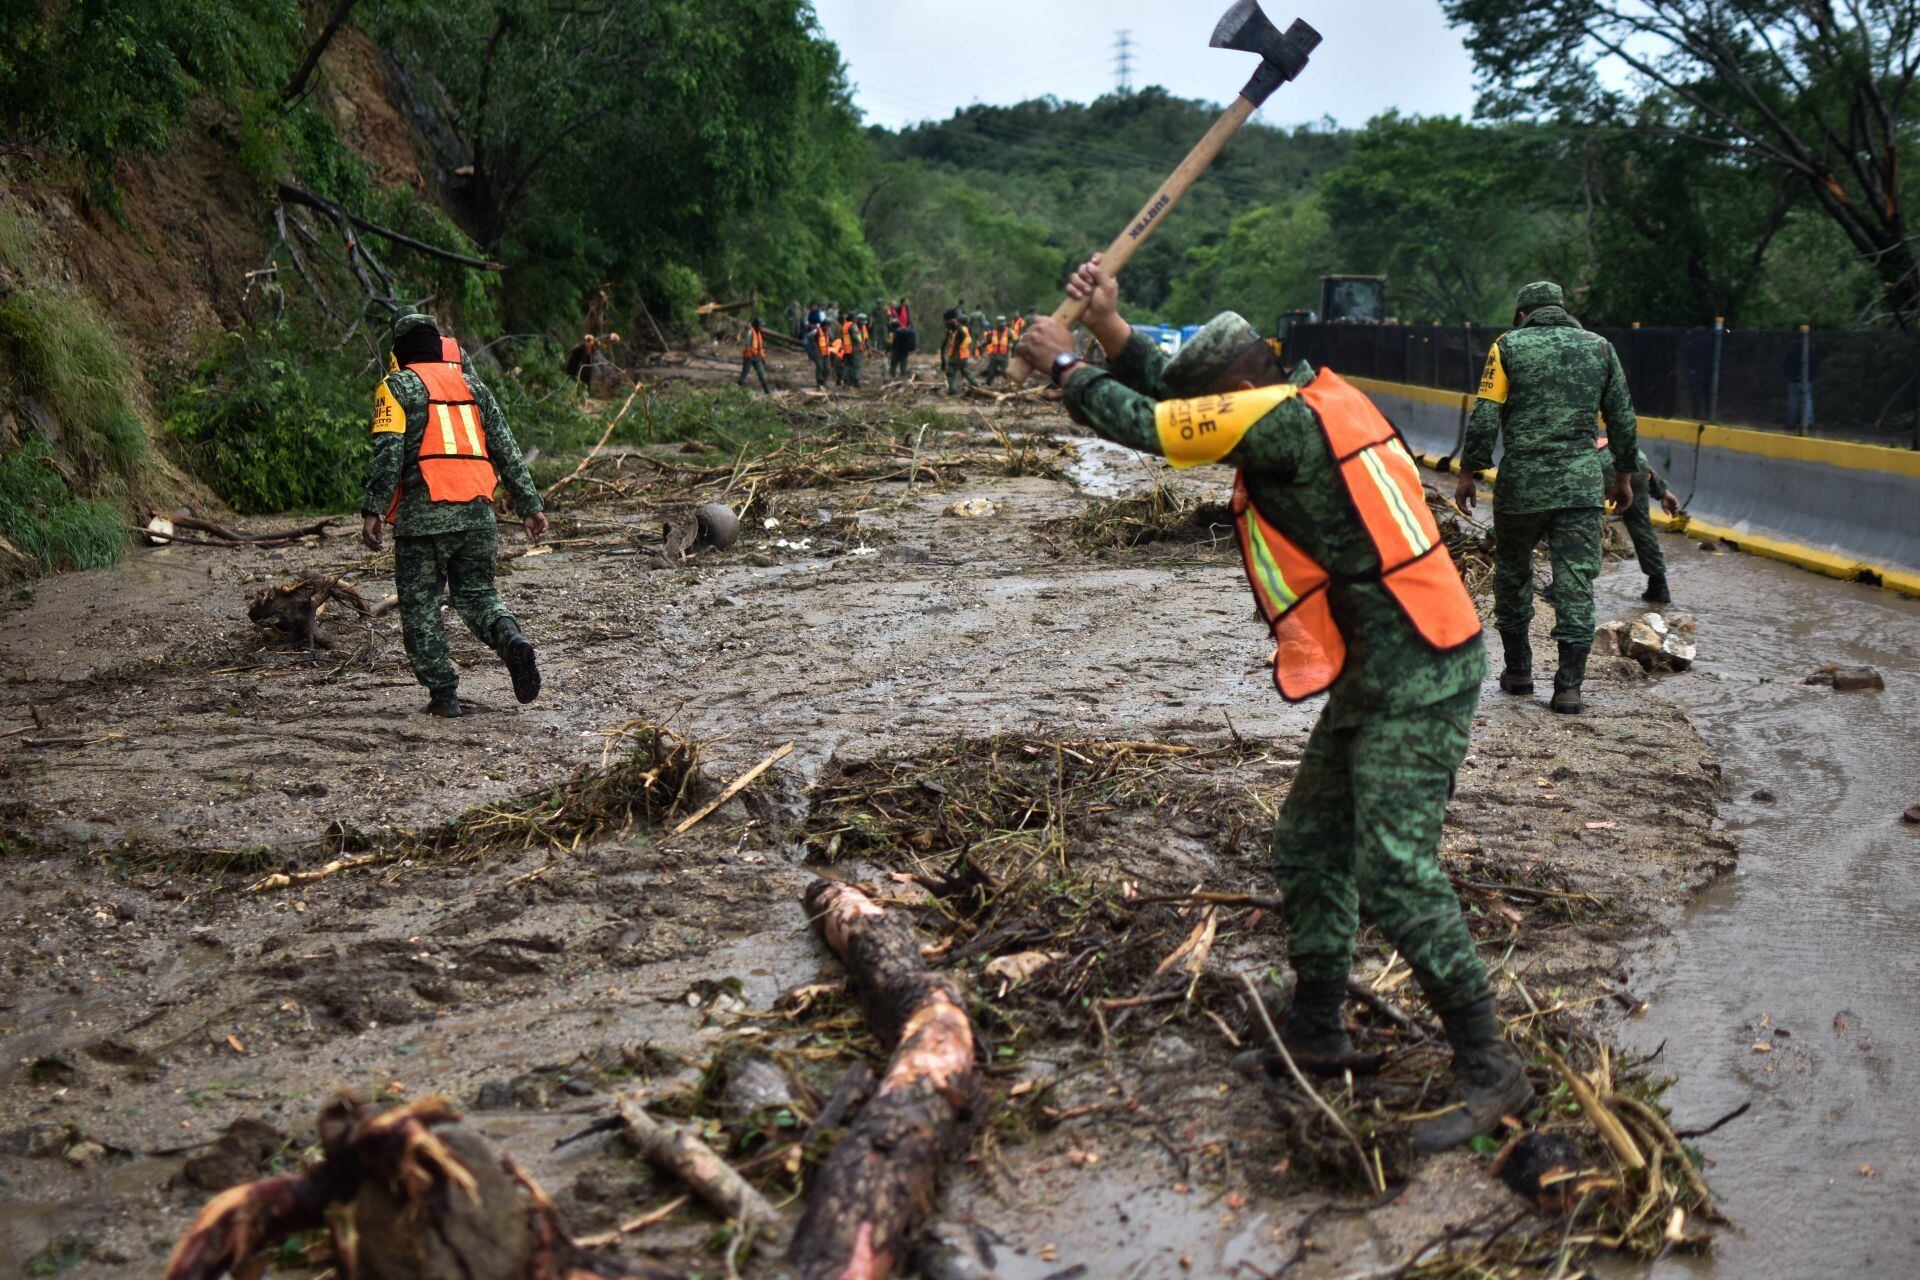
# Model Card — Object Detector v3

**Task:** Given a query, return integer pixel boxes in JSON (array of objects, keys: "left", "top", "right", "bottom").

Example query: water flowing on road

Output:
[{"left": 1597, "top": 536, "right": 1920, "bottom": 1275}]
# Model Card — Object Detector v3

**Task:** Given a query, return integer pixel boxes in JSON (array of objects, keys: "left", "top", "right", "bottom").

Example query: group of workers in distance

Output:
[
  {"left": 364, "top": 251, "right": 1675, "bottom": 1155},
  {"left": 739, "top": 299, "right": 1042, "bottom": 396}
]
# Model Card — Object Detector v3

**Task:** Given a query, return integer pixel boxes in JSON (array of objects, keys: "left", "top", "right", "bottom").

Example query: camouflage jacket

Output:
[
  {"left": 1065, "top": 331, "right": 1486, "bottom": 728},
  {"left": 360, "top": 359, "right": 542, "bottom": 538},
  {"left": 1603, "top": 447, "right": 1669, "bottom": 500},
  {"left": 1463, "top": 307, "right": 1639, "bottom": 514}
]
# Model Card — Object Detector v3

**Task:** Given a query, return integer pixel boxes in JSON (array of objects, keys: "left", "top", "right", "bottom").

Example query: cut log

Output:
[
  {"left": 790, "top": 880, "right": 980, "bottom": 1280},
  {"left": 166, "top": 1097, "right": 674, "bottom": 1280},
  {"left": 248, "top": 575, "right": 372, "bottom": 648}
]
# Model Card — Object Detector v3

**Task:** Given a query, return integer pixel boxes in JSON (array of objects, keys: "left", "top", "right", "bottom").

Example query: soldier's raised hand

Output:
[{"left": 1066, "top": 254, "right": 1120, "bottom": 328}]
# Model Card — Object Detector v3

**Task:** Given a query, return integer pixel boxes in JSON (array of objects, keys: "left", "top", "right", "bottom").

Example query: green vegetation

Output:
[{"left": 0, "top": 198, "right": 145, "bottom": 572}]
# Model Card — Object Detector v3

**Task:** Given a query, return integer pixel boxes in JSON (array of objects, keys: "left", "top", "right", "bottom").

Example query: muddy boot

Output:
[
  {"left": 1497, "top": 631, "right": 1534, "bottom": 695},
  {"left": 499, "top": 620, "right": 542, "bottom": 705},
  {"left": 426, "top": 688, "right": 463, "bottom": 718},
  {"left": 1277, "top": 989, "right": 1384, "bottom": 1077},
  {"left": 1410, "top": 997, "right": 1534, "bottom": 1153},
  {"left": 1642, "top": 574, "right": 1671, "bottom": 605},
  {"left": 1550, "top": 642, "right": 1589, "bottom": 715}
]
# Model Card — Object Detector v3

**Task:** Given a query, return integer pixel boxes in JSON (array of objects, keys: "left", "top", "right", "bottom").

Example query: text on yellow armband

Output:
[
  {"left": 1154, "top": 383, "right": 1301, "bottom": 468},
  {"left": 1476, "top": 341, "right": 1509, "bottom": 404},
  {"left": 371, "top": 380, "right": 404, "bottom": 435}
]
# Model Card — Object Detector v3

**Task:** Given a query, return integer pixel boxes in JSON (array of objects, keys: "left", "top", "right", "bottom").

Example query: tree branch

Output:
[
  {"left": 280, "top": 0, "right": 363, "bottom": 105},
  {"left": 276, "top": 182, "right": 506, "bottom": 271}
]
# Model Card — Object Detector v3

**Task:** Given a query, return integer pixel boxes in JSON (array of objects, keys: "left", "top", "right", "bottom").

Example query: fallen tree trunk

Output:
[{"left": 790, "top": 880, "right": 980, "bottom": 1280}]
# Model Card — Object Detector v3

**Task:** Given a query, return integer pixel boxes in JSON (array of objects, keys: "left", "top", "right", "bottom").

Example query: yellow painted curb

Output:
[
  {"left": 1348, "top": 375, "right": 1470, "bottom": 412},
  {"left": 1654, "top": 513, "right": 1920, "bottom": 599}
]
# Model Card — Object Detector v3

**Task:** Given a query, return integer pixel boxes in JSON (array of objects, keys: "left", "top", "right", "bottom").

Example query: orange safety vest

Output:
[
  {"left": 988, "top": 329, "right": 1010, "bottom": 356},
  {"left": 811, "top": 325, "right": 831, "bottom": 356},
  {"left": 950, "top": 326, "right": 973, "bottom": 360},
  {"left": 744, "top": 327, "right": 765, "bottom": 359},
  {"left": 1234, "top": 370, "right": 1482, "bottom": 702},
  {"left": 1011, "top": 317, "right": 1026, "bottom": 342},
  {"left": 387, "top": 337, "right": 495, "bottom": 522}
]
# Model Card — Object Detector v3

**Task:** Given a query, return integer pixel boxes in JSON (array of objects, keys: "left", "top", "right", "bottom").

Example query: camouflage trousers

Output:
[
  {"left": 394, "top": 527, "right": 515, "bottom": 693},
  {"left": 947, "top": 358, "right": 978, "bottom": 395},
  {"left": 1493, "top": 506, "right": 1603, "bottom": 646},
  {"left": 812, "top": 353, "right": 830, "bottom": 388},
  {"left": 843, "top": 351, "right": 864, "bottom": 387},
  {"left": 1615, "top": 475, "right": 1664, "bottom": 578},
  {"left": 1273, "top": 688, "right": 1489, "bottom": 1013},
  {"left": 737, "top": 356, "right": 770, "bottom": 394}
]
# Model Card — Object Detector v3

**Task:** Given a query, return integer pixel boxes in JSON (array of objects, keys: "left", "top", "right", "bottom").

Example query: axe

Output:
[{"left": 1009, "top": 1, "right": 1321, "bottom": 386}]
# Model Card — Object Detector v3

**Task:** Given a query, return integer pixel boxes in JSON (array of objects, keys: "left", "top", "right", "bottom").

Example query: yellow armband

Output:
[
  {"left": 371, "top": 380, "right": 404, "bottom": 435},
  {"left": 1475, "top": 341, "right": 1509, "bottom": 404},
  {"left": 1153, "top": 383, "right": 1300, "bottom": 468}
]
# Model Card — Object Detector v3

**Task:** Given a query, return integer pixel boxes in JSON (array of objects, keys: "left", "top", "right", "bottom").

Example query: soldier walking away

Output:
[
  {"left": 738, "top": 318, "right": 771, "bottom": 394},
  {"left": 889, "top": 319, "right": 917, "bottom": 379},
  {"left": 1019, "top": 258, "right": 1531, "bottom": 1152},
  {"left": 360, "top": 313, "right": 547, "bottom": 719},
  {"left": 842, "top": 313, "right": 870, "bottom": 388},
  {"left": 944, "top": 315, "right": 979, "bottom": 395},
  {"left": 808, "top": 320, "right": 833, "bottom": 389},
  {"left": 1458, "top": 281, "right": 1639, "bottom": 715},
  {"left": 1603, "top": 444, "right": 1682, "bottom": 604},
  {"left": 981, "top": 316, "right": 1012, "bottom": 385}
]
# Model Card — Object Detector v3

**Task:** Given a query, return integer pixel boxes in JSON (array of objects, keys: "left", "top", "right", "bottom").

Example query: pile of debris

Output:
[{"left": 1596, "top": 612, "right": 1697, "bottom": 672}]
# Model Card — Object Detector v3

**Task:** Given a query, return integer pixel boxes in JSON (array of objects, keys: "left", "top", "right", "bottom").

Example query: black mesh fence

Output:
[{"left": 1281, "top": 322, "right": 1920, "bottom": 448}]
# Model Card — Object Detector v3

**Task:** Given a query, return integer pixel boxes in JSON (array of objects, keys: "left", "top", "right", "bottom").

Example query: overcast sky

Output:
[{"left": 809, "top": 0, "right": 1483, "bottom": 131}]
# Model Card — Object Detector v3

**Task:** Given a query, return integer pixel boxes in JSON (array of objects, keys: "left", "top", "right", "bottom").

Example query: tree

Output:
[
  {"left": 1445, "top": 0, "right": 1920, "bottom": 326},
  {"left": 1318, "top": 114, "right": 1573, "bottom": 323},
  {"left": 1163, "top": 198, "right": 1336, "bottom": 326}
]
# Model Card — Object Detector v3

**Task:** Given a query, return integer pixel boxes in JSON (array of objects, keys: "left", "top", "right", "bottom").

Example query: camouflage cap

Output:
[
  {"left": 390, "top": 311, "right": 441, "bottom": 342},
  {"left": 1163, "top": 312, "right": 1263, "bottom": 397},
  {"left": 1516, "top": 281, "right": 1564, "bottom": 311}
]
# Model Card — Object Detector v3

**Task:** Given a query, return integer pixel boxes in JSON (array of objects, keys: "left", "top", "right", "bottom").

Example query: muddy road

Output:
[{"left": 1, "top": 355, "right": 1728, "bottom": 1277}]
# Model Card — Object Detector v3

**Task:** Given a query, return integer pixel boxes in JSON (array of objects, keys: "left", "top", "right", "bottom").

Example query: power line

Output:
[{"left": 1113, "top": 30, "right": 1134, "bottom": 95}]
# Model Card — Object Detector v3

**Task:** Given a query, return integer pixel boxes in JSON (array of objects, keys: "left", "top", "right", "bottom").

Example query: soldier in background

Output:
[
  {"left": 807, "top": 319, "right": 833, "bottom": 389},
  {"left": 843, "top": 312, "right": 870, "bottom": 388},
  {"left": 361, "top": 313, "right": 546, "bottom": 718},
  {"left": 1458, "top": 281, "right": 1639, "bottom": 715},
  {"left": 944, "top": 315, "right": 979, "bottom": 395},
  {"left": 1604, "top": 444, "right": 1682, "bottom": 604},
  {"left": 981, "top": 316, "right": 1012, "bottom": 385},
  {"left": 889, "top": 318, "right": 917, "bottom": 380},
  {"left": 737, "top": 317, "right": 771, "bottom": 395}
]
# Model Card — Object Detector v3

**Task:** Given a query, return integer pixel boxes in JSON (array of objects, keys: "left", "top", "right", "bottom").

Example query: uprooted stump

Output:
[
  {"left": 248, "top": 574, "right": 371, "bottom": 648},
  {"left": 166, "top": 1097, "right": 680, "bottom": 1280},
  {"left": 791, "top": 880, "right": 981, "bottom": 1280}
]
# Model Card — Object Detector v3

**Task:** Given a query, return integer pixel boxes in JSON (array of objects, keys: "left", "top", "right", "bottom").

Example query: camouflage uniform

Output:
[
  {"left": 1602, "top": 448, "right": 1669, "bottom": 580},
  {"left": 1065, "top": 323, "right": 1491, "bottom": 1016},
  {"left": 361, "top": 314, "right": 543, "bottom": 696},
  {"left": 945, "top": 321, "right": 979, "bottom": 395},
  {"left": 1464, "top": 283, "right": 1639, "bottom": 706}
]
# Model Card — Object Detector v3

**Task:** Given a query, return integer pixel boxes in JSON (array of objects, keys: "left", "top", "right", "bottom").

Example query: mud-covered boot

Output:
[
  {"left": 426, "top": 688, "right": 463, "bottom": 718},
  {"left": 1642, "top": 574, "right": 1671, "bottom": 605},
  {"left": 1277, "top": 989, "right": 1384, "bottom": 1078},
  {"left": 1550, "top": 642, "right": 1589, "bottom": 714},
  {"left": 498, "top": 619, "right": 542, "bottom": 705},
  {"left": 1411, "top": 997, "right": 1534, "bottom": 1152},
  {"left": 1497, "top": 631, "right": 1534, "bottom": 695}
]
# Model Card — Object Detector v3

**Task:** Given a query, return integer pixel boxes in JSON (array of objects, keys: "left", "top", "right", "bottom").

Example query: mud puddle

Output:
[{"left": 1595, "top": 540, "right": 1920, "bottom": 1276}]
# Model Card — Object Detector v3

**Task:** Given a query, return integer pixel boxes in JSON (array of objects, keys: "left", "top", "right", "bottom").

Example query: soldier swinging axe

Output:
[{"left": 1007, "top": 1, "right": 1321, "bottom": 387}]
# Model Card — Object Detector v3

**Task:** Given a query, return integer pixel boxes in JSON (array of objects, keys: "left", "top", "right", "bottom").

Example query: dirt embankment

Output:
[{"left": 0, "top": 355, "right": 1730, "bottom": 1277}]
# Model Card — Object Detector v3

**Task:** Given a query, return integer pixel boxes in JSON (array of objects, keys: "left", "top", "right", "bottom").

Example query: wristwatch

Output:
[{"left": 1050, "top": 352, "right": 1084, "bottom": 387}]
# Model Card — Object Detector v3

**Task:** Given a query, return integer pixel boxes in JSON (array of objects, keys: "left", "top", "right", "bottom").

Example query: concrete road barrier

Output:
[{"left": 1349, "top": 374, "right": 1920, "bottom": 598}]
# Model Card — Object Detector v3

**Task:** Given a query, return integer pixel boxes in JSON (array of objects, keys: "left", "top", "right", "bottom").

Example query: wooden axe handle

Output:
[{"left": 1009, "top": 95, "right": 1259, "bottom": 388}]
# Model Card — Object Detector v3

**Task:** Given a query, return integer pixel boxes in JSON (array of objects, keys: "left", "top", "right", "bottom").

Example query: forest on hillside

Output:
[{"left": 0, "top": 0, "right": 1913, "bottom": 569}]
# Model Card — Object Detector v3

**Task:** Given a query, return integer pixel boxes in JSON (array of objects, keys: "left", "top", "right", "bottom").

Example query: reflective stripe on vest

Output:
[
  {"left": 1232, "top": 368, "right": 1482, "bottom": 702},
  {"left": 387, "top": 337, "right": 496, "bottom": 520}
]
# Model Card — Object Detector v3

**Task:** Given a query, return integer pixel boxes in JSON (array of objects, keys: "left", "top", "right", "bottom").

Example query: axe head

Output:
[{"left": 1211, "top": 2, "right": 1321, "bottom": 107}]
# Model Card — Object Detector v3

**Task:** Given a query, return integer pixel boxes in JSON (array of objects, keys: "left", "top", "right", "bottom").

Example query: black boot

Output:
[
  {"left": 498, "top": 619, "right": 542, "bottom": 705},
  {"left": 1410, "top": 997, "right": 1534, "bottom": 1152},
  {"left": 426, "top": 688, "right": 463, "bottom": 718},
  {"left": 1642, "top": 574, "right": 1671, "bottom": 605},
  {"left": 1277, "top": 986, "right": 1384, "bottom": 1077},
  {"left": 1497, "top": 631, "right": 1534, "bottom": 695},
  {"left": 1551, "top": 642, "right": 1589, "bottom": 714}
]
